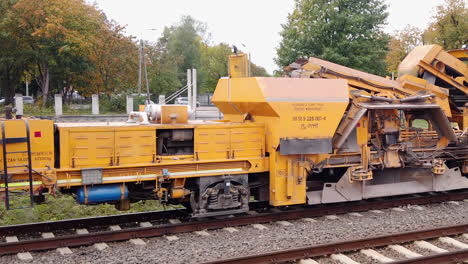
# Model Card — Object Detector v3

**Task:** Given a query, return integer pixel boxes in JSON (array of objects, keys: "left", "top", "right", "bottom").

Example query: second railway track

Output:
[
  {"left": 203, "top": 223, "right": 468, "bottom": 264},
  {"left": 1, "top": 190, "right": 468, "bottom": 257}
]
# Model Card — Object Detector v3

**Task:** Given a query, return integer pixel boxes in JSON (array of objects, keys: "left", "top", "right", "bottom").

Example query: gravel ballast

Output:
[{"left": 1, "top": 200, "right": 467, "bottom": 264}]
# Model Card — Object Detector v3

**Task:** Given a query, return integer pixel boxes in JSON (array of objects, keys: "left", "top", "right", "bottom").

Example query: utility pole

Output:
[
  {"left": 143, "top": 47, "right": 150, "bottom": 104},
  {"left": 139, "top": 29, "right": 157, "bottom": 100},
  {"left": 138, "top": 39, "right": 143, "bottom": 95}
]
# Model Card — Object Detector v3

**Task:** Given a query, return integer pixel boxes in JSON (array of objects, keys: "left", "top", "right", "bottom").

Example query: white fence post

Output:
[
  {"left": 15, "top": 94, "right": 23, "bottom": 117},
  {"left": 92, "top": 94, "right": 99, "bottom": 115},
  {"left": 187, "top": 69, "right": 192, "bottom": 106},
  {"left": 126, "top": 95, "right": 133, "bottom": 114},
  {"left": 158, "top": 95, "right": 165, "bottom": 104},
  {"left": 55, "top": 94, "right": 63, "bottom": 116},
  {"left": 192, "top": 68, "right": 197, "bottom": 111}
]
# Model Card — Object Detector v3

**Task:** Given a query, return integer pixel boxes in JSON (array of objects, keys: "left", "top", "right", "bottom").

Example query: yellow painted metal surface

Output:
[
  {"left": 229, "top": 53, "right": 250, "bottom": 78},
  {"left": 231, "top": 127, "right": 264, "bottom": 158},
  {"left": 213, "top": 77, "right": 349, "bottom": 206},
  {"left": 196, "top": 127, "right": 230, "bottom": 160},
  {"left": 58, "top": 125, "right": 156, "bottom": 168},
  {"left": 53, "top": 121, "right": 267, "bottom": 188},
  {"left": 115, "top": 129, "right": 155, "bottom": 165},
  {"left": 195, "top": 125, "right": 265, "bottom": 160},
  {"left": 161, "top": 105, "right": 188, "bottom": 124},
  {"left": 0, "top": 119, "right": 54, "bottom": 173},
  {"left": 291, "top": 54, "right": 455, "bottom": 117},
  {"left": 398, "top": 45, "right": 467, "bottom": 95},
  {"left": 448, "top": 49, "right": 468, "bottom": 61}
]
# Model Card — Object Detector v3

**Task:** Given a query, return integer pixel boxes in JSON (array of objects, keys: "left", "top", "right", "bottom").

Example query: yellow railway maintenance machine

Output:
[{"left": 2, "top": 46, "right": 468, "bottom": 217}]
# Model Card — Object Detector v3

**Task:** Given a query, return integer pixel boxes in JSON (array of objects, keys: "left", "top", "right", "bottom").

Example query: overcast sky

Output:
[{"left": 90, "top": 0, "right": 452, "bottom": 73}]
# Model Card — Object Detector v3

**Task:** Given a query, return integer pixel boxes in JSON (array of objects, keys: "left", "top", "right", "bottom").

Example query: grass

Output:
[
  {"left": 411, "top": 119, "right": 429, "bottom": 129},
  {"left": 0, "top": 192, "right": 177, "bottom": 226},
  {"left": 0, "top": 104, "right": 126, "bottom": 117},
  {"left": 21, "top": 104, "right": 125, "bottom": 116}
]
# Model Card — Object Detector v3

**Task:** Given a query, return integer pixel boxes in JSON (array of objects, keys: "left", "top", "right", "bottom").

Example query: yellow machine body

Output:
[
  {"left": 161, "top": 105, "right": 189, "bottom": 124},
  {"left": 2, "top": 44, "right": 468, "bottom": 216},
  {"left": 0, "top": 119, "right": 54, "bottom": 189},
  {"left": 213, "top": 77, "right": 349, "bottom": 205},
  {"left": 229, "top": 53, "right": 250, "bottom": 78},
  {"left": 52, "top": 121, "right": 266, "bottom": 188}
]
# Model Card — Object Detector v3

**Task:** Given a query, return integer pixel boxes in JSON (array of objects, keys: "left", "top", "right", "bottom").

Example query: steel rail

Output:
[
  {"left": 0, "top": 190, "right": 467, "bottom": 255},
  {"left": 202, "top": 223, "right": 468, "bottom": 264},
  {"left": 0, "top": 208, "right": 188, "bottom": 236},
  {"left": 0, "top": 201, "right": 268, "bottom": 237},
  {"left": 391, "top": 249, "right": 468, "bottom": 264}
]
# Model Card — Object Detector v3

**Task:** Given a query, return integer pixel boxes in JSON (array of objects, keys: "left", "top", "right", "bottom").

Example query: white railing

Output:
[{"left": 165, "top": 84, "right": 188, "bottom": 104}]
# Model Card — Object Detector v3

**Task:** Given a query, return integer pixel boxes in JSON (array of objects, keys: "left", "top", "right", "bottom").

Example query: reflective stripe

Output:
[
  {"left": 169, "top": 168, "right": 243, "bottom": 176},
  {"left": 0, "top": 181, "right": 42, "bottom": 188},
  {"left": 56, "top": 168, "right": 244, "bottom": 185},
  {"left": 265, "top": 97, "right": 348, "bottom": 102}
]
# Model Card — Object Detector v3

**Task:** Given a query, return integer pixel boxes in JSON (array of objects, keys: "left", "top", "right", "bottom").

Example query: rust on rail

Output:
[{"left": 202, "top": 224, "right": 468, "bottom": 264}]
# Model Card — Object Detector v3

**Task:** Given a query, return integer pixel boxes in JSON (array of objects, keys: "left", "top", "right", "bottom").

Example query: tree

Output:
[
  {"left": 86, "top": 20, "right": 138, "bottom": 96},
  {"left": 166, "top": 16, "right": 206, "bottom": 85},
  {"left": 275, "top": 0, "right": 390, "bottom": 76},
  {"left": 148, "top": 16, "right": 207, "bottom": 97},
  {"left": 200, "top": 43, "right": 231, "bottom": 93},
  {"left": 0, "top": 0, "right": 29, "bottom": 104},
  {"left": 251, "top": 63, "right": 270, "bottom": 77},
  {"left": 424, "top": 0, "right": 467, "bottom": 50},
  {"left": 2, "top": 0, "right": 103, "bottom": 106},
  {"left": 0, "top": 0, "right": 139, "bottom": 106},
  {"left": 386, "top": 26, "right": 423, "bottom": 74}
]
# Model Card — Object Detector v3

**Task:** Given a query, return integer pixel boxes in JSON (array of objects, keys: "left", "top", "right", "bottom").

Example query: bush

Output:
[
  {"left": 133, "top": 95, "right": 151, "bottom": 111},
  {"left": 100, "top": 94, "right": 126, "bottom": 113}
]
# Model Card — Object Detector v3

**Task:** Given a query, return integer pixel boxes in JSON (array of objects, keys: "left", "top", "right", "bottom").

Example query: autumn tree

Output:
[
  {"left": 1, "top": 0, "right": 106, "bottom": 106},
  {"left": 424, "top": 0, "right": 467, "bottom": 50},
  {"left": 86, "top": 20, "right": 138, "bottom": 96},
  {"left": 0, "top": 0, "right": 29, "bottom": 105},
  {"left": 1, "top": 6, "right": 269, "bottom": 106},
  {"left": 276, "top": 0, "right": 390, "bottom": 76},
  {"left": 386, "top": 26, "right": 423, "bottom": 74}
]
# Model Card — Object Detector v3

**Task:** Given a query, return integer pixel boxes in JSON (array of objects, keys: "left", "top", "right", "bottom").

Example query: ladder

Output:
[{"left": 1, "top": 119, "right": 34, "bottom": 209}]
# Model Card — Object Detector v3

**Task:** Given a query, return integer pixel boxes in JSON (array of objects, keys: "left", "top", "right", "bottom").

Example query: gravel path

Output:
[{"left": 1, "top": 200, "right": 467, "bottom": 264}]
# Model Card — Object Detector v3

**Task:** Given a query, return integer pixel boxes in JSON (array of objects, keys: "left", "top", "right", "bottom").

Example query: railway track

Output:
[
  {"left": 1, "top": 190, "right": 468, "bottom": 258},
  {"left": 203, "top": 223, "right": 468, "bottom": 264}
]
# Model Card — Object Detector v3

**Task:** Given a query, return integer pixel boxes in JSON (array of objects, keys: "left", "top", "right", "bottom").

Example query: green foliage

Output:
[
  {"left": 251, "top": 63, "right": 270, "bottom": 77},
  {"left": 200, "top": 43, "right": 231, "bottom": 93},
  {"left": 100, "top": 95, "right": 126, "bottom": 113},
  {"left": 386, "top": 25, "right": 423, "bottom": 74},
  {"left": 147, "top": 16, "right": 270, "bottom": 96},
  {"left": 0, "top": 192, "right": 173, "bottom": 226},
  {"left": 1, "top": 5, "right": 270, "bottom": 108},
  {"left": 276, "top": 0, "right": 390, "bottom": 76},
  {"left": 0, "top": 0, "right": 138, "bottom": 106},
  {"left": 133, "top": 95, "right": 150, "bottom": 110},
  {"left": 147, "top": 16, "right": 206, "bottom": 96},
  {"left": 424, "top": 0, "right": 467, "bottom": 50}
]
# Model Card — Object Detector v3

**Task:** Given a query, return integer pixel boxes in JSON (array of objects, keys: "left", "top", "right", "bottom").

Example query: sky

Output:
[{"left": 89, "top": 0, "right": 451, "bottom": 74}]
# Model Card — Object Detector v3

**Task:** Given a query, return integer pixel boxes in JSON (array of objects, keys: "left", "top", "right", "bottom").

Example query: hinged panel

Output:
[
  {"left": 115, "top": 129, "right": 155, "bottom": 165},
  {"left": 69, "top": 131, "right": 114, "bottom": 168},
  {"left": 195, "top": 127, "right": 230, "bottom": 160},
  {"left": 230, "top": 127, "right": 264, "bottom": 158}
]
